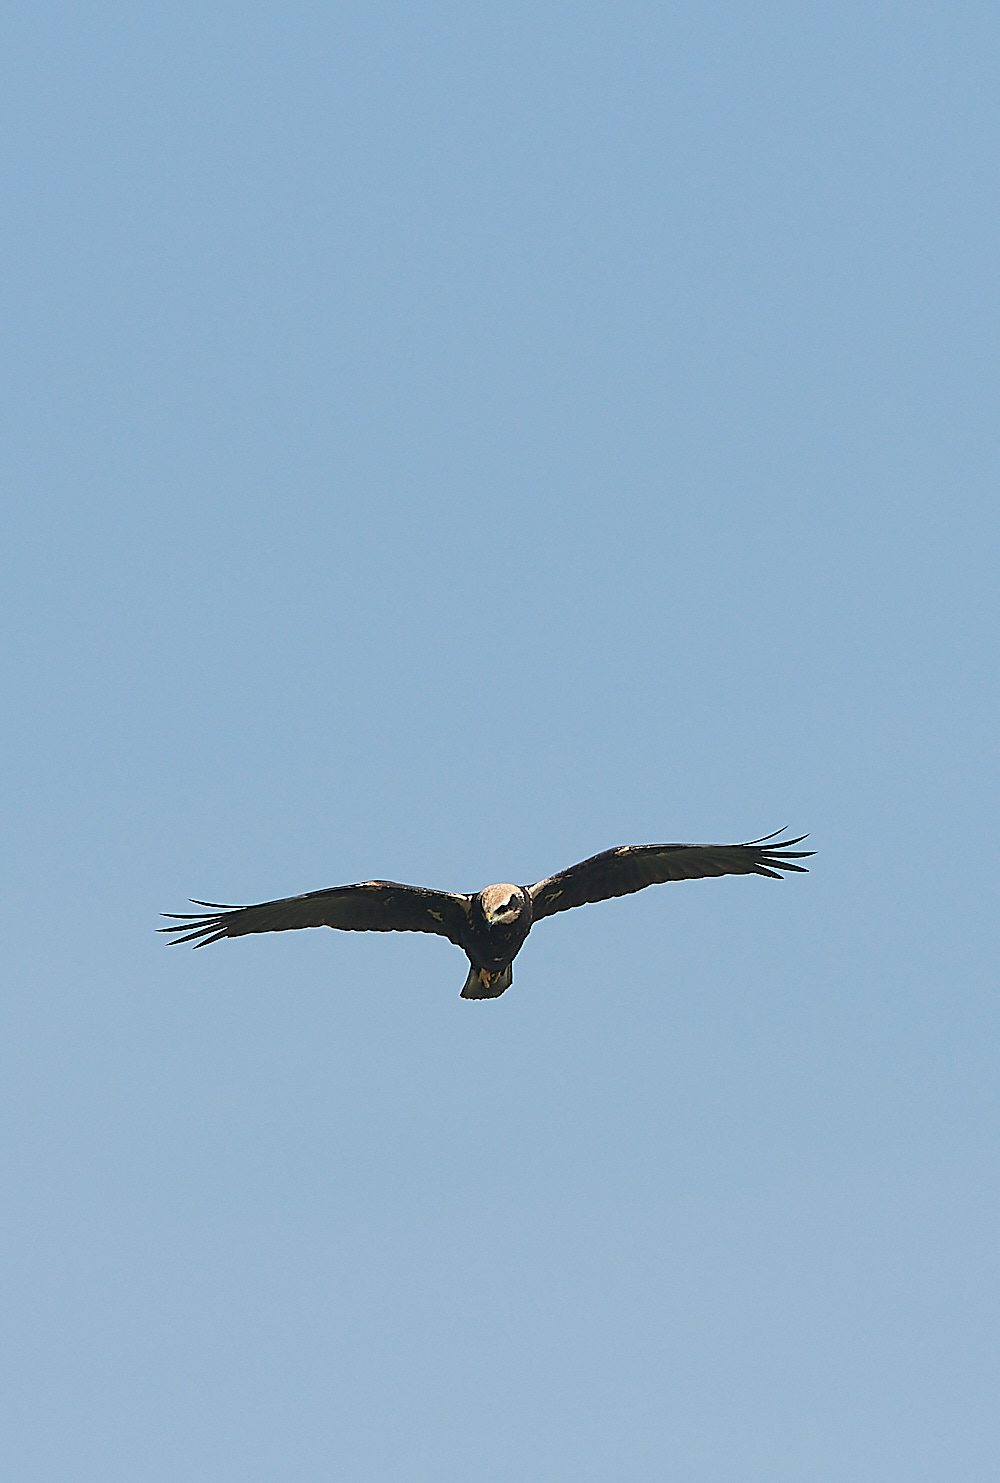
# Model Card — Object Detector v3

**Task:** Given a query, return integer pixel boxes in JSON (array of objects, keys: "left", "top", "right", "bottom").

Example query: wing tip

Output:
[
  {"left": 159, "top": 901, "right": 236, "bottom": 947},
  {"left": 745, "top": 830, "right": 815, "bottom": 877}
]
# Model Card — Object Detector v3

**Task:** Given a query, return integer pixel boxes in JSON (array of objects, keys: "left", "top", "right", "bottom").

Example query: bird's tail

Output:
[{"left": 460, "top": 963, "right": 513, "bottom": 999}]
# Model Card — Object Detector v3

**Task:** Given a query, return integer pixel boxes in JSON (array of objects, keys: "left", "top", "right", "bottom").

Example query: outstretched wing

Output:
[
  {"left": 161, "top": 881, "right": 471, "bottom": 948},
  {"left": 528, "top": 832, "right": 812, "bottom": 921}
]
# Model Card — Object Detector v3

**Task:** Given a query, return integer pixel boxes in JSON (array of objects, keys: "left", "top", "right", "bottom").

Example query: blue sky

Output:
[{"left": 2, "top": 2, "right": 997, "bottom": 1478}]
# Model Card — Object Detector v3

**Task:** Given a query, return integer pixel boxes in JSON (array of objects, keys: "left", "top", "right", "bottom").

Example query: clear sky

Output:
[{"left": 2, "top": 3, "right": 997, "bottom": 1479}]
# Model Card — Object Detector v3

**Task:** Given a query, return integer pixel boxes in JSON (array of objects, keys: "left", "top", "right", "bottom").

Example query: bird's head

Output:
[{"left": 479, "top": 883, "right": 525, "bottom": 926}]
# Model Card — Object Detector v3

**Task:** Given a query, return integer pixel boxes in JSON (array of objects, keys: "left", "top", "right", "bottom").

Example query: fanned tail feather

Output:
[{"left": 460, "top": 963, "right": 513, "bottom": 1000}]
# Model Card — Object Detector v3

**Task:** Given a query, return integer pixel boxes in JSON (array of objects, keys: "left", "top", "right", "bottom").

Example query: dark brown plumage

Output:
[{"left": 162, "top": 831, "right": 812, "bottom": 998}]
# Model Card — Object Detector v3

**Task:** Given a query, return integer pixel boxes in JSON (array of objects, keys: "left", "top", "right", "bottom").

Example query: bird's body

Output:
[
  {"left": 457, "top": 884, "right": 530, "bottom": 996},
  {"left": 163, "top": 833, "right": 812, "bottom": 998}
]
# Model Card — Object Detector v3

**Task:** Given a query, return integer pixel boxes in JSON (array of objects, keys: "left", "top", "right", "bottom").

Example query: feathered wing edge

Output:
[
  {"left": 528, "top": 831, "right": 814, "bottom": 920},
  {"left": 160, "top": 880, "right": 471, "bottom": 949},
  {"left": 710, "top": 830, "right": 814, "bottom": 879}
]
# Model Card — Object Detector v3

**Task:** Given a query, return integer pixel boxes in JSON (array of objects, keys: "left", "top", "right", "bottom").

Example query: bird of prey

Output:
[{"left": 161, "top": 832, "right": 811, "bottom": 999}]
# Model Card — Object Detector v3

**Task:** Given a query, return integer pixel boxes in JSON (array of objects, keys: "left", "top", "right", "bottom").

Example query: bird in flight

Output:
[{"left": 162, "top": 832, "right": 812, "bottom": 999}]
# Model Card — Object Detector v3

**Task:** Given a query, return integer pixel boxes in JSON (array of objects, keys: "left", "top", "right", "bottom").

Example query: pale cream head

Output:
[{"left": 480, "top": 883, "right": 523, "bottom": 924}]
